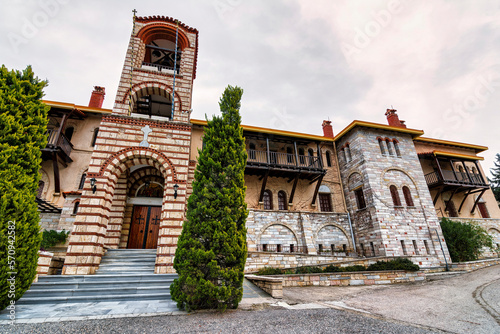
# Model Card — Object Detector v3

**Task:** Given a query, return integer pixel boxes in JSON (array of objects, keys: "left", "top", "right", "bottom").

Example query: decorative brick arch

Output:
[
  {"left": 257, "top": 222, "right": 300, "bottom": 246},
  {"left": 380, "top": 167, "right": 419, "bottom": 192},
  {"left": 127, "top": 166, "right": 164, "bottom": 196},
  {"left": 136, "top": 22, "right": 191, "bottom": 50},
  {"left": 118, "top": 82, "right": 183, "bottom": 112},
  {"left": 90, "top": 147, "right": 182, "bottom": 184},
  {"left": 314, "top": 223, "right": 353, "bottom": 249}
]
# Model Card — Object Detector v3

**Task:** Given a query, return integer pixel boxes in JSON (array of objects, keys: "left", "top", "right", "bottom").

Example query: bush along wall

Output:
[{"left": 257, "top": 258, "right": 420, "bottom": 276}]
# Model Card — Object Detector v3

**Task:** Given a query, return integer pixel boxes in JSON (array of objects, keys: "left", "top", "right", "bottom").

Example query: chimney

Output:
[
  {"left": 89, "top": 86, "right": 105, "bottom": 108},
  {"left": 322, "top": 120, "right": 334, "bottom": 138},
  {"left": 385, "top": 108, "right": 406, "bottom": 128}
]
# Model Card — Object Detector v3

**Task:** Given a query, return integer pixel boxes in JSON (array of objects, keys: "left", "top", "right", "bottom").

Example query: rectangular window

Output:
[
  {"left": 354, "top": 188, "right": 366, "bottom": 210},
  {"left": 360, "top": 243, "right": 365, "bottom": 256},
  {"left": 331, "top": 244, "right": 335, "bottom": 253},
  {"left": 412, "top": 240, "right": 419, "bottom": 255},
  {"left": 290, "top": 244, "right": 295, "bottom": 253},
  {"left": 444, "top": 200, "right": 458, "bottom": 217},
  {"left": 318, "top": 244, "right": 323, "bottom": 253},
  {"left": 401, "top": 240, "right": 407, "bottom": 255},
  {"left": 277, "top": 244, "right": 282, "bottom": 253},
  {"left": 262, "top": 244, "right": 267, "bottom": 252},
  {"left": 370, "top": 242, "right": 376, "bottom": 257},
  {"left": 424, "top": 240, "right": 430, "bottom": 255},
  {"left": 343, "top": 244, "right": 347, "bottom": 253},
  {"left": 319, "top": 193, "right": 333, "bottom": 212},
  {"left": 478, "top": 203, "right": 490, "bottom": 218}
]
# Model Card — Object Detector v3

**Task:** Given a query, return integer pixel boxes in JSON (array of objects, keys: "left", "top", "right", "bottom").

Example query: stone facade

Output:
[
  {"left": 33, "top": 16, "right": 500, "bottom": 280},
  {"left": 336, "top": 125, "right": 451, "bottom": 267}
]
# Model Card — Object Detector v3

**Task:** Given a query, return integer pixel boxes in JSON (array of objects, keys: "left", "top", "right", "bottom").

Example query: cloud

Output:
[{"left": 1, "top": 0, "right": 499, "bottom": 175}]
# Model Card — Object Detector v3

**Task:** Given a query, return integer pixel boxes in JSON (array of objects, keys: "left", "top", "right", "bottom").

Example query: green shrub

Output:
[
  {"left": 344, "top": 265, "right": 367, "bottom": 272},
  {"left": 257, "top": 267, "right": 283, "bottom": 275},
  {"left": 440, "top": 218, "right": 494, "bottom": 262},
  {"left": 367, "top": 258, "right": 420, "bottom": 271},
  {"left": 294, "top": 266, "right": 324, "bottom": 274},
  {"left": 40, "top": 230, "right": 69, "bottom": 250},
  {"left": 323, "top": 265, "right": 344, "bottom": 273},
  {"left": 171, "top": 86, "right": 248, "bottom": 312},
  {"left": 0, "top": 65, "right": 48, "bottom": 310}
]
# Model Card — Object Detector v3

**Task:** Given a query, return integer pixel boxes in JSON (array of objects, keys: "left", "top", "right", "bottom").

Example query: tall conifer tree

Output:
[
  {"left": 171, "top": 85, "right": 247, "bottom": 311},
  {"left": 489, "top": 153, "right": 500, "bottom": 204},
  {"left": 0, "top": 65, "right": 48, "bottom": 310}
]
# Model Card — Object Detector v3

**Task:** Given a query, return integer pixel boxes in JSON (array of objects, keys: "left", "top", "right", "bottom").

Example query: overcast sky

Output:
[{"left": 1, "top": 0, "right": 499, "bottom": 176}]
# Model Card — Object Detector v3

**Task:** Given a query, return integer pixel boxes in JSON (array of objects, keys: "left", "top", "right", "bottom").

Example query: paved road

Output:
[
  {"left": 283, "top": 265, "right": 500, "bottom": 334},
  {"left": 0, "top": 308, "right": 440, "bottom": 334}
]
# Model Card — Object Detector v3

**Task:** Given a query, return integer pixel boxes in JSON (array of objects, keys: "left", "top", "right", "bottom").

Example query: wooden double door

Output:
[{"left": 128, "top": 205, "right": 161, "bottom": 249}]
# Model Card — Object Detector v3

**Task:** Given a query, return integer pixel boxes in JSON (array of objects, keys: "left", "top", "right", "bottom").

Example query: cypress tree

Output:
[
  {"left": 171, "top": 85, "right": 247, "bottom": 311},
  {"left": 488, "top": 153, "right": 500, "bottom": 204},
  {"left": 0, "top": 65, "right": 48, "bottom": 310}
]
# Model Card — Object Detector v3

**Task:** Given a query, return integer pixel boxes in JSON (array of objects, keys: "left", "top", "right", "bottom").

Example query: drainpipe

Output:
[
  {"left": 434, "top": 228, "right": 449, "bottom": 271},
  {"left": 347, "top": 211, "right": 356, "bottom": 253}
]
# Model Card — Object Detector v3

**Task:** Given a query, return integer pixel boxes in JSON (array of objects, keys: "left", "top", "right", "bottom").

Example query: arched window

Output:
[
  {"left": 390, "top": 185, "right": 401, "bottom": 206},
  {"left": 386, "top": 139, "right": 394, "bottom": 156},
  {"left": 78, "top": 173, "right": 87, "bottom": 190},
  {"left": 135, "top": 93, "right": 173, "bottom": 119},
  {"left": 263, "top": 190, "right": 273, "bottom": 210},
  {"left": 344, "top": 144, "right": 352, "bottom": 162},
  {"left": 91, "top": 128, "right": 99, "bottom": 147},
  {"left": 249, "top": 143, "right": 256, "bottom": 160},
  {"left": 393, "top": 140, "right": 401, "bottom": 157},
  {"left": 378, "top": 138, "right": 386, "bottom": 155},
  {"left": 278, "top": 191, "right": 287, "bottom": 210},
  {"left": 325, "top": 151, "right": 332, "bottom": 167},
  {"left": 73, "top": 201, "right": 80, "bottom": 215},
  {"left": 64, "top": 127, "right": 74, "bottom": 141},
  {"left": 402, "top": 186, "right": 414, "bottom": 207},
  {"left": 37, "top": 181, "right": 44, "bottom": 198}
]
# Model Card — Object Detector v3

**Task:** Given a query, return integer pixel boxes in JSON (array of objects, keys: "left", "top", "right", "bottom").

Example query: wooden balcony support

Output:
[
  {"left": 288, "top": 174, "right": 300, "bottom": 206},
  {"left": 458, "top": 189, "right": 473, "bottom": 213},
  {"left": 311, "top": 175, "right": 324, "bottom": 206},
  {"left": 258, "top": 171, "right": 269, "bottom": 203},
  {"left": 471, "top": 189, "right": 486, "bottom": 214}
]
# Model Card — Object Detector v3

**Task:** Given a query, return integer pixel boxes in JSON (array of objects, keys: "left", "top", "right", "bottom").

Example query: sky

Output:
[{"left": 1, "top": 0, "right": 500, "bottom": 176}]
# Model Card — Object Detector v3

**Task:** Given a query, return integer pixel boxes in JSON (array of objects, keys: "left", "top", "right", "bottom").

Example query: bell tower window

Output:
[{"left": 143, "top": 38, "right": 181, "bottom": 73}]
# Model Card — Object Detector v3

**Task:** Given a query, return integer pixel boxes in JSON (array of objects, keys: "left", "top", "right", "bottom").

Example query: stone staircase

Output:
[{"left": 18, "top": 249, "right": 176, "bottom": 305}]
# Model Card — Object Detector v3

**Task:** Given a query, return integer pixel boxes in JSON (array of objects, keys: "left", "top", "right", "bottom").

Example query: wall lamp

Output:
[
  {"left": 90, "top": 178, "right": 97, "bottom": 194},
  {"left": 173, "top": 183, "right": 179, "bottom": 199}
]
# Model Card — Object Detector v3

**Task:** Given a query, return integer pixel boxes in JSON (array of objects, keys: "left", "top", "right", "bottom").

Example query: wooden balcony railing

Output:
[
  {"left": 257, "top": 244, "right": 308, "bottom": 254},
  {"left": 247, "top": 149, "right": 322, "bottom": 170},
  {"left": 425, "top": 170, "right": 487, "bottom": 187},
  {"left": 46, "top": 129, "right": 73, "bottom": 158}
]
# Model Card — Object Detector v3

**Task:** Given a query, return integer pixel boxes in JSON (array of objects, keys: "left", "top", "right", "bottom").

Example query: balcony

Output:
[
  {"left": 424, "top": 170, "right": 488, "bottom": 189},
  {"left": 42, "top": 129, "right": 73, "bottom": 163},
  {"left": 246, "top": 149, "right": 324, "bottom": 181}
]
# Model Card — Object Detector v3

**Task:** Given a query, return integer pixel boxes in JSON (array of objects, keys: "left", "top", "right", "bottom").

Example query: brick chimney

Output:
[
  {"left": 88, "top": 86, "right": 105, "bottom": 108},
  {"left": 322, "top": 120, "right": 334, "bottom": 138},
  {"left": 385, "top": 109, "right": 406, "bottom": 128}
]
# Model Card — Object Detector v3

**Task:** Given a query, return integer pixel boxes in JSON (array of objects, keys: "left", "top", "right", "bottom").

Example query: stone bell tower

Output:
[{"left": 63, "top": 16, "right": 198, "bottom": 275}]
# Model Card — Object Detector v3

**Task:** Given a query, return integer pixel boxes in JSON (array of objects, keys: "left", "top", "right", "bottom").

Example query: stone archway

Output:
[{"left": 63, "top": 147, "right": 185, "bottom": 275}]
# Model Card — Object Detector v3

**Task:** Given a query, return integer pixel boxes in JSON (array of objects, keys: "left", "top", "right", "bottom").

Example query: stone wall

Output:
[
  {"left": 245, "top": 252, "right": 357, "bottom": 273},
  {"left": 39, "top": 213, "right": 61, "bottom": 231},
  {"left": 279, "top": 270, "right": 425, "bottom": 287},
  {"left": 336, "top": 126, "right": 451, "bottom": 267},
  {"left": 245, "top": 275, "right": 283, "bottom": 298},
  {"left": 246, "top": 210, "right": 354, "bottom": 255},
  {"left": 450, "top": 258, "right": 500, "bottom": 272},
  {"left": 37, "top": 251, "right": 53, "bottom": 276}
]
